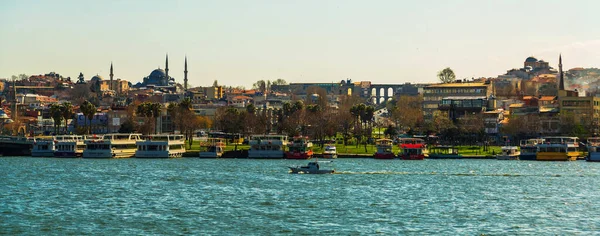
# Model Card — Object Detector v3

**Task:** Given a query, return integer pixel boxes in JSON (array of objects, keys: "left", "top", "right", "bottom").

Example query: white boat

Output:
[
  {"left": 586, "top": 137, "right": 600, "bottom": 162},
  {"left": 31, "top": 138, "right": 56, "bottom": 157},
  {"left": 83, "top": 133, "right": 142, "bottom": 158},
  {"left": 135, "top": 134, "right": 186, "bottom": 158},
  {"left": 247, "top": 135, "right": 288, "bottom": 159},
  {"left": 54, "top": 135, "right": 88, "bottom": 158},
  {"left": 289, "top": 159, "right": 334, "bottom": 174},
  {"left": 496, "top": 146, "right": 520, "bottom": 160},
  {"left": 322, "top": 145, "right": 337, "bottom": 158},
  {"left": 199, "top": 138, "right": 226, "bottom": 158}
]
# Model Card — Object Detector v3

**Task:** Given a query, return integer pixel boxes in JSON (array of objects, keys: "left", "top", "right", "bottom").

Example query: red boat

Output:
[
  {"left": 374, "top": 139, "right": 396, "bottom": 159},
  {"left": 285, "top": 136, "right": 314, "bottom": 159},
  {"left": 398, "top": 138, "right": 426, "bottom": 160}
]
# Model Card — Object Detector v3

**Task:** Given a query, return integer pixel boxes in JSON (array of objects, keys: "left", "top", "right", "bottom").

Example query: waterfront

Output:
[{"left": 1, "top": 158, "right": 600, "bottom": 234}]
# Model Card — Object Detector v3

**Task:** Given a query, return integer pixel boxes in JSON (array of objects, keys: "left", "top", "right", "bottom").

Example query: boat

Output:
[
  {"left": 83, "top": 133, "right": 143, "bottom": 158},
  {"left": 398, "top": 138, "right": 426, "bottom": 160},
  {"left": 54, "top": 135, "right": 88, "bottom": 158},
  {"left": 426, "top": 146, "right": 463, "bottom": 159},
  {"left": 373, "top": 139, "right": 395, "bottom": 159},
  {"left": 566, "top": 137, "right": 583, "bottom": 160},
  {"left": 322, "top": 145, "right": 337, "bottom": 159},
  {"left": 31, "top": 137, "right": 56, "bottom": 157},
  {"left": 496, "top": 146, "right": 520, "bottom": 160},
  {"left": 536, "top": 137, "right": 577, "bottom": 161},
  {"left": 198, "top": 138, "right": 226, "bottom": 158},
  {"left": 289, "top": 159, "right": 334, "bottom": 174},
  {"left": 285, "top": 136, "right": 314, "bottom": 159},
  {"left": 586, "top": 137, "right": 600, "bottom": 162},
  {"left": 519, "top": 138, "right": 543, "bottom": 161},
  {"left": 135, "top": 134, "right": 186, "bottom": 158},
  {"left": 247, "top": 135, "right": 288, "bottom": 159},
  {"left": 0, "top": 136, "right": 33, "bottom": 156}
]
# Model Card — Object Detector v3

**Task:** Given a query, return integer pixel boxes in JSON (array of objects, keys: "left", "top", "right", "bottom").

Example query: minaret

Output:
[
  {"left": 165, "top": 54, "right": 169, "bottom": 86},
  {"left": 109, "top": 62, "right": 114, "bottom": 90},
  {"left": 558, "top": 54, "right": 565, "bottom": 91},
  {"left": 184, "top": 56, "right": 188, "bottom": 90}
]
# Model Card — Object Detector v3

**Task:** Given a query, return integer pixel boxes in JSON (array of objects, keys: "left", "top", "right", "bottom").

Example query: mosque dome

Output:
[
  {"left": 90, "top": 75, "right": 103, "bottom": 81},
  {"left": 525, "top": 57, "right": 538, "bottom": 63},
  {"left": 150, "top": 69, "right": 166, "bottom": 78}
]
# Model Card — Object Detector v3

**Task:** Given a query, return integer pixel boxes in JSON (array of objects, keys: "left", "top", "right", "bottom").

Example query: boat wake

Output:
[{"left": 332, "top": 171, "right": 569, "bottom": 177}]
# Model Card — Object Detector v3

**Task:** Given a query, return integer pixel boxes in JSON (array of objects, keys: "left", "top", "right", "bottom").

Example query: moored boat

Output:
[
  {"left": 198, "top": 138, "right": 226, "bottom": 158},
  {"left": 496, "top": 146, "right": 520, "bottom": 160},
  {"left": 135, "top": 134, "right": 185, "bottom": 158},
  {"left": 247, "top": 135, "right": 288, "bottom": 159},
  {"left": 285, "top": 136, "right": 313, "bottom": 159},
  {"left": 31, "top": 137, "right": 56, "bottom": 157},
  {"left": 398, "top": 138, "right": 426, "bottom": 160},
  {"left": 519, "top": 138, "right": 543, "bottom": 160},
  {"left": 322, "top": 145, "right": 337, "bottom": 159},
  {"left": 426, "top": 146, "right": 463, "bottom": 159},
  {"left": 536, "top": 137, "right": 577, "bottom": 161},
  {"left": 83, "top": 133, "right": 142, "bottom": 158},
  {"left": 586, "top": 137, "right": 600, "bottom": 162},
  {"left": 54, "top": 135, "right": 87, "bottom": 158},
  {"left": 374, "top": 139, "right": 395, "bottom": 159}
]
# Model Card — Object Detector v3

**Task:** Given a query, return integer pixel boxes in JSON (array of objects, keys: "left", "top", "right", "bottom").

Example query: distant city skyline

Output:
[{"left": 1, "top": 0, "right": 599, "bottom": 88}]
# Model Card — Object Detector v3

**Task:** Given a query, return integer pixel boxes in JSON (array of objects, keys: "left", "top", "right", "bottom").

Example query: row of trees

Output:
[
  {"left": 48, "top": 102, "right": 74, "bottom": 135},
  {"left": 213, "top": 94, "right": 382, "bottom": 148}
]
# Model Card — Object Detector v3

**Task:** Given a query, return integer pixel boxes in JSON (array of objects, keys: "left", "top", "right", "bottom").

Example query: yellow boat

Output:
[{"left": 536, "top": 137, "right": 578, "bottom": 161}]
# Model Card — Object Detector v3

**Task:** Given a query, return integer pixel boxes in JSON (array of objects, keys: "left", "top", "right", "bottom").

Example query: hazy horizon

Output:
[{"left": 1, "top": 0, "right": 599, "bottom": 88}]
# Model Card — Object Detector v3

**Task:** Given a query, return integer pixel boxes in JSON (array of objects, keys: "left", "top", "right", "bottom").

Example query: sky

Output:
[{"left": 1, "top": 0, "right": 599, "bottom": 88}]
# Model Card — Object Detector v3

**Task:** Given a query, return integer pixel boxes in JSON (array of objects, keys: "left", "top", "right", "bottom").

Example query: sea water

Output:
[{"left": 1, "top": 157, "right": 599, "bottom": 235}]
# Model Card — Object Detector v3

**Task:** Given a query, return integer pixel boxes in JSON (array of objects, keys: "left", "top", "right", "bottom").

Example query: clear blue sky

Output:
[{"left": 1, "top": 0, "right": 599, "bottom": 88}]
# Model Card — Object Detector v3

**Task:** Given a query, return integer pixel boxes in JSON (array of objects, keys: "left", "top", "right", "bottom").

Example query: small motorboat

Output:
[{"left": 289, "top": 161, "right": 334, "bottom": 174}]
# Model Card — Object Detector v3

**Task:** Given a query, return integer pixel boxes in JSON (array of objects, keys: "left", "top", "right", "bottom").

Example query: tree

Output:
[
  {"left": 252, "top": 80, "right": 268, "bottom": 93},
  {"left": 149, "top": 103, "right": 162, "bottom": 134},
  {"left": 384, "top": 124, "right": 398, "bottom": 138},
  {"left": 166, "top": 98, "right": 204, "bottom": 145},
  {"left": 428, "top": 110, "right": 455, "bottom": 143},
  {"left": 392, "top": 95, "right": 424, "bottom": 133},
  {"left": 80, "top": 100, "right": 96, "bottom": 134},
  {"left": 437, "top": 67, "right": 456, "bottom": 83},
  {"left": 49, "top": 104, "right": 63, "bottom": 135},
  {"left": 213, "top": 80, "right": 219, "bottom": 87},
  {"left": 18, "top": 74, "right": 29, "bottom": 81},
  {"left": 136, "top": 102, "right": 162, "bottom": 134},
  {"left": 118, "top": 119, "right": 136, "bottom": 133},
  {"left": 61, "top": 102, "right": 73, "bottom": 134},
  {"left": 272, "top": 78, "right": 288, "bottom": 85}
]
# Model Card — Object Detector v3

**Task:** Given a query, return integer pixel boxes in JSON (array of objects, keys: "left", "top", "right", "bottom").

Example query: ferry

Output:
[
  {"left": 285, "top": 136, "right": 314, "bottom": 159},
  {"left": 247, "top": 135, "right": 288, "bottom": 159},
  {"left": 31, "top": 137, "right": 56, "bottom": 157},
  {"left": 135, "top": 134, "right": 186, "bottom": 158},
  {"left": 54, "top": 135, "right": 88, "bottom": 158},
  {"left": 83, "top": 133, "right": 143, "bottom": 158},
  {"left": 398, "top": 138, "right": 426, "bottom": 160},
  {"left": 374, "top": 139, "right": 395, "bottom": 159},
  {"left": 322, "top": 145, "right": 337, "bottom": 159},
  {"left": 586, "top": 137, "right": 600, "bottom": 162},
  {"left": 496, "top": 146, "right": 520, "bottom": 160},
  {"left": 199, "top": 138, "right": 226, "bottom": 158},
  {"left": 519, "top": 138, "right": 543, "bottom": 161},
  {"left": 536, "top": 137, "right": 578, "bottom": 161},
  {"left": 427, "top": 146, "right": 463, "bottom": 159}
]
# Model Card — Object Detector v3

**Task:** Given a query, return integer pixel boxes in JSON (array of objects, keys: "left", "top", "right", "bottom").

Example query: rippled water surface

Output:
[{"left": 2, "top": 157, "right": 600, "bottom": 235}]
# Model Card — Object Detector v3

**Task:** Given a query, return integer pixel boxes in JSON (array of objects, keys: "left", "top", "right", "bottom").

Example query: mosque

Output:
[{"left": 133, "top": 54, "right": 189, "bottom": 93}]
